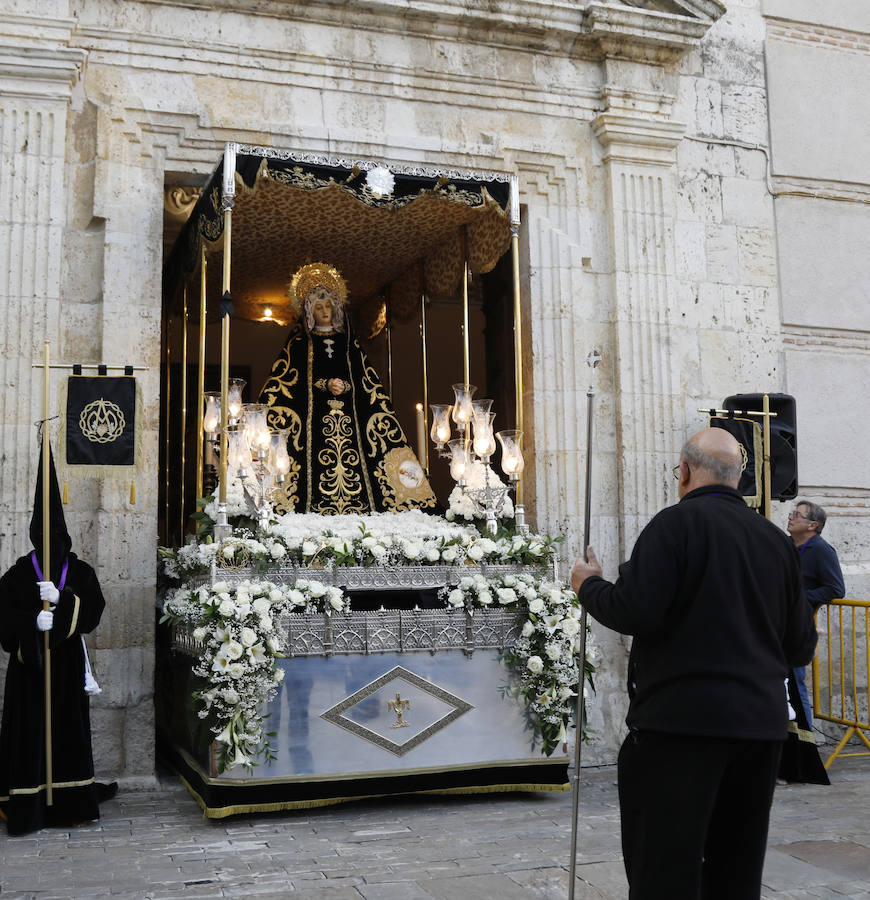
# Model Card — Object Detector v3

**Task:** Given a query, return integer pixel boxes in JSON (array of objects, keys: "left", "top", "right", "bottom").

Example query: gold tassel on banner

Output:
[
  {"left": 62, "top": 481, "right": 69, "bottom": 504},
  {"left": 130, "top": 480, "right": 136, "bottom": 505}
]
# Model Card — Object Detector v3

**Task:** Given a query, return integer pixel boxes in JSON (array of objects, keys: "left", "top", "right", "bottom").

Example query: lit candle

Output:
[{"left": 415, "top": 403, "right": 426, "bottom": 467}]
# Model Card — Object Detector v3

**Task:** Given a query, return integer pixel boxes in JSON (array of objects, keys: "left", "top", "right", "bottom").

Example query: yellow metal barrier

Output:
[{"left": 812, "top": 598, "right": 870, "bottom": 769}]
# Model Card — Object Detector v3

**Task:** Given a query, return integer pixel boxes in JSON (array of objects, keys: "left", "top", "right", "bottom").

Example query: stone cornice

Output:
[
  {"left": 592, "top": 112, "right": 686, "bottom": 166},
  {"left": 583, "top": 3, "right": 717, "bottom": 63},
  {"left": 72, "top": 0, "right": 722, "bottom": 62}
]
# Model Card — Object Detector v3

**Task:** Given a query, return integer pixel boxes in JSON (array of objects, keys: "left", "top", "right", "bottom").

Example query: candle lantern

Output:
[{"left": 203, "top": 392, "right": 221, "bottom": 440}]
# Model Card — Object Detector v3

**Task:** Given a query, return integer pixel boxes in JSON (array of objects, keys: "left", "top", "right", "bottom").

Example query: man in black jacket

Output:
[{"left": 571, "top": 427, "right": 817, "bottom": 899}]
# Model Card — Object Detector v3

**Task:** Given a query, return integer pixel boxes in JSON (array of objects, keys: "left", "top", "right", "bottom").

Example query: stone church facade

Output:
[{"left": 1, "top": 0, "right": 867, "bottom": 782}]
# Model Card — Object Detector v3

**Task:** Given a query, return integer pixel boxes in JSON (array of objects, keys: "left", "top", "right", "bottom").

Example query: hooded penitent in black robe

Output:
[
  {"left": 778, "top": 670, "right": 830, "bottom": 786},
  {"left": 259, "top": 321, "right": 436, "bottom": 515},
  {"left": 0, "top": 442, "right": 106, "bottom": 835}
]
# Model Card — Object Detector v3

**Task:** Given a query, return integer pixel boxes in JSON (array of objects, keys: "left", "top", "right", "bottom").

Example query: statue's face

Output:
[{"left": 306, "top": 285, "right": 335, "bottom": 327}]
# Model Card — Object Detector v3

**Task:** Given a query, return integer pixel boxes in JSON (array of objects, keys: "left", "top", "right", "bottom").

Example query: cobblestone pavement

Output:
[{"left": 2, "top": 755, "right": 869, "bottom": 899}]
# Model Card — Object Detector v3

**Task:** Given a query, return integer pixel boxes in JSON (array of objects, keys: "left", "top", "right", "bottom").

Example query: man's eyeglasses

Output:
[
  {"left": 788, "top": 510, "right": 811, "bottom": 520},
  {"left": 672, "top": 464, "right": 682, "bottom": 481}
]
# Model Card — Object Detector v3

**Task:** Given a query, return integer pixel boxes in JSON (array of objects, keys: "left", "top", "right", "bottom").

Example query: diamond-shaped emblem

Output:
[{"left": 320, "top": 665, "right": 474, "bottom": 757}]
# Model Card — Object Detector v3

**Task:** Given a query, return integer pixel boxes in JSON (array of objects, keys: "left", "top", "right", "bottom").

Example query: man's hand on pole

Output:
[
  {"left": 36, "top": 610, "right": 54, "bottom": 631},
  {"left": 571, "top": 546, "right": 603, "bottom": 595}
]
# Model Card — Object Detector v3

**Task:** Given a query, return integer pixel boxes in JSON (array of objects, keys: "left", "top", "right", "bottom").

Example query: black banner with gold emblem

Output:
[{"left": 66, "top": 375, "right": 136, "bottom": 467}]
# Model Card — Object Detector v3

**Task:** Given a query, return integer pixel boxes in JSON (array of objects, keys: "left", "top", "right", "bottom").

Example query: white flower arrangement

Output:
[
  {"left": 438, "top": 570, "right": 539, "bottom": 611},
  {"left": 161, "top": 577, "right": 349, "bottom": 772},
  {"left": 160, "top": 511, "right": 559, "bottom": 580},
  {"left": 500, "top": 579, "right": 596, "bottom": 756}
]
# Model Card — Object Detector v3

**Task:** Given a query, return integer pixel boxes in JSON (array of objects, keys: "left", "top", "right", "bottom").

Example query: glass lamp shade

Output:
[
  {"left": 472, "top": 411, "right": 496, "bottom": 459},
  {"left": 226, "top": 427, "right": 252, "bottom": 476},
  {"left": 450, "top": 383, "right": 476, "bottom": 427},
  {"left": 242, "top": 404, "right": 271, "bottom": 456},
  {"left": 471, "top": 399, "right": 493, "bottom": 421},
  {"left": 203, "top": 392, "right": 221, "bottom": 437},
  {"left": 496, "top": 429, "right": 525, "bottom": 479},
  {"left": 429, "top": 404, "right": 453, "bottom": 447},
  {"left": 227, "top": 378, "right": 246, "bottom": 421},
  {"left": 270, "top": 432, "right": 291, "bottom": 477},
  {"left": 447, "top": 438, "right": 470, "bottom": 482}
]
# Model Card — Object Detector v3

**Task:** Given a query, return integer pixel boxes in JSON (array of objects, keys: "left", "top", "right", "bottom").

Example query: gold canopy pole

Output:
[
  {"left": 41, "top": 340, "right": 54, "bottom": 806},
  {"left": 509, "top": 176, "right": 527, "bottom": 531},
  {"left": 461, "top": 230, "right": 471, "bottom": 388},
  {"left": 179, "top": 285, "right": 189, "bottom": 538},
  {"left": 195, "top": 248, "right": 207, "bottom": 500},
  {"left": 386, "top": 290, "right": 394, "bottom": 401},
  {"left": 163, "top": 315, "right": 172, "bottom": 541},
  {"left": 215, "top": 142, "right": 236, "bottom": 541},
  {"left": 420, "top": 290, "right": 430, "bottom": 473}
]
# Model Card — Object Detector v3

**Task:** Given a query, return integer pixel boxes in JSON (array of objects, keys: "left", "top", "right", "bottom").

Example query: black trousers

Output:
[{"left": 618, "top": 730, "right": 782, "bottom": 900}]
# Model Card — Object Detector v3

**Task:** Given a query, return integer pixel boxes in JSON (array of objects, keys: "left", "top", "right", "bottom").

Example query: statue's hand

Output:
[{"left": 328, "top": 378, "right": 345, "bottom": 396}]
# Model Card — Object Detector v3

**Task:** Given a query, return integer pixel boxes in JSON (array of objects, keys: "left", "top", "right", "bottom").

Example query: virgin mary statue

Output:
[{"left": 259, "top": 262, "right": 436, "bottom": 515}]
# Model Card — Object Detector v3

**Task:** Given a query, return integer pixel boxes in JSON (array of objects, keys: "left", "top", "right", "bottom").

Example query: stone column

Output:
[
  {"left": 0, "top": 14, "right": 85, "bottom": 565},
  {"left": 587, "top": 4, "right": 718, "bottom": 551}
]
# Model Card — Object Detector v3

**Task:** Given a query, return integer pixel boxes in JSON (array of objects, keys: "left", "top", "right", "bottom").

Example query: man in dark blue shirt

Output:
[{"left": 787, "top": 499, "right": 845, "bottom": 725}]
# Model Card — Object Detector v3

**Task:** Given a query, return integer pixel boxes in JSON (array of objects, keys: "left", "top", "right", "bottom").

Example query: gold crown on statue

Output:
[{"left": 287, "top": 262, "right": 348, "bottom": 316}]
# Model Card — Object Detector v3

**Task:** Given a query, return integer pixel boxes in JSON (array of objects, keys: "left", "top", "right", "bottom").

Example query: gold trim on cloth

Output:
[
  {"left": 787, "top": 720, "right": 817, "bottom": 743},
  {"left": 67, "top": 594, "right": 81, "bottom": 639},
  {"left": 4, "top": 776, "right": 95, "bottom": 798}
]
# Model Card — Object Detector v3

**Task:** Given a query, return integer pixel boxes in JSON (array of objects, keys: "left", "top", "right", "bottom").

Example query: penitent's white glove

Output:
[
  {"left": 37, "top": 581, "right": 60, "bottom": 607},
  {"left": 36, "top": 610, "right": 54, "bottom": 631}
]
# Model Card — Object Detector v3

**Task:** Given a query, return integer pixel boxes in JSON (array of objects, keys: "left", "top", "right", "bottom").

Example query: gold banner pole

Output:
[
  {"left": 41, "top": 339, "right": 53, "bottom": 806},
  {"left": 195, "top": 248, "right": 207, "bottom": 500},
  {"left": 509, "top": 177, "right": 527, "bottom": 530},
  {"left": 762, "top": 392, "right": 772, "bottom": 520},
  {"left": 179, "top": 285, "right": 189, "bottom": 538}
]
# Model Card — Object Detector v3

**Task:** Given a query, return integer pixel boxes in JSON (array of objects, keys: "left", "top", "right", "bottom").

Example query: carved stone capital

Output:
[
  {"left": 592, "top": 112, "right": 685, "bottom": 167},
  {"left": 0, "top": 14, "right": 86, "bottom": 100}
]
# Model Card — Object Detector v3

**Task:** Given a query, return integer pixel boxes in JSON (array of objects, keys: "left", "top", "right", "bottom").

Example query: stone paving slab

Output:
[{"left": 1, "top": 756, "right": 869, "bottom": 898}]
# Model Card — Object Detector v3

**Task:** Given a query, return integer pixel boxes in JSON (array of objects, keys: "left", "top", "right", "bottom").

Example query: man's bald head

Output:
[{"left": 679, "top": 427, "right": 744, "bottom": 492}]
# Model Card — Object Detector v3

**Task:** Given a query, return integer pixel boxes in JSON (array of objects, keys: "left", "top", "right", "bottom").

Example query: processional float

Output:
[{"left": 158, "top": 143, "right": 593, "bottom": 818}]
